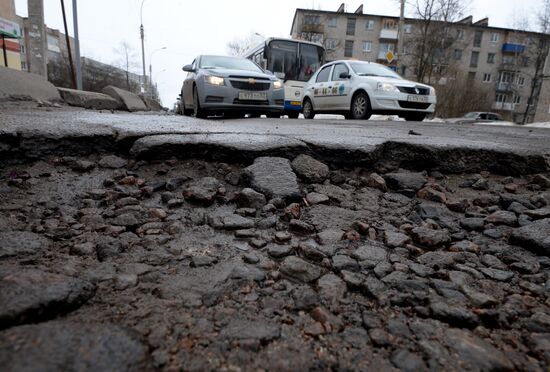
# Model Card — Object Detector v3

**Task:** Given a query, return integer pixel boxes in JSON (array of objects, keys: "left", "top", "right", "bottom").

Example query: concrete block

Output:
[
  {"left": 102, "top": 86, "right": 148, "bottom": 112},
  {"left": 0, "top": 66, "right": 61, "bottom": 103},
  {"left": 140, "top": 96, "right": 163, "bottom": 111},
  {"left": 58, "top": 88, "right": 122, "bottom": 110}
]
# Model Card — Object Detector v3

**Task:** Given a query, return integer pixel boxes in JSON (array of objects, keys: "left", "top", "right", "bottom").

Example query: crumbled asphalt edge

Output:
[{"left": 1, "top": 128, "right": 549, "bottom": 175}]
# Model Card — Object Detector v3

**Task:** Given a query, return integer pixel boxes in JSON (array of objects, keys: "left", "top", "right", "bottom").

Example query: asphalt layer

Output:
[{"left": 1, "top": 102, "right": 549, "bottom": 174}]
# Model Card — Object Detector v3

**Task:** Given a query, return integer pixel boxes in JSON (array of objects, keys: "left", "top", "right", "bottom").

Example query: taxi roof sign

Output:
[{"left": 385, "top": 51, "right": 395, "bottom": 63}]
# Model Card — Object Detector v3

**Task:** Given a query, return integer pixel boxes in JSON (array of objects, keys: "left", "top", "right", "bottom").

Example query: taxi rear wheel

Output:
[
  {"left": 350, "top": 92, "right": 372, "bottom": 120},
  {"left": 302, "top": 98, "right": 315, "bottom": 120}
]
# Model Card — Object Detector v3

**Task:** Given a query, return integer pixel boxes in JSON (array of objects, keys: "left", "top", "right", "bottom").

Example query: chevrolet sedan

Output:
[
  {"left": 302, "top": 60, "right": 436, "bottom": 121},
  {"left": 180, "top": 55, "right": 284, "bottom": 118}
]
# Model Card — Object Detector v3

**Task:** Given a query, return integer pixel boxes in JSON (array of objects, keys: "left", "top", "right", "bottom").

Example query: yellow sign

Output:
[{"left": 386, "top": 51, "right": 395, "bottom": 63}]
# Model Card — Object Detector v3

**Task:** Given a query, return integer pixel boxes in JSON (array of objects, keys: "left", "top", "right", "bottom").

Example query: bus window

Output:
[
  {"left": 267, "top": 41, "right": 298, "bottom": 81},
  {"left": 299, "top": 44, "right": 324, "bottom": 81}
]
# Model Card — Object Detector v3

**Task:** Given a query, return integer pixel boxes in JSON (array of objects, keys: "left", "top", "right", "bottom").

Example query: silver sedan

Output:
[{"left": 180, "top": 55, "right": 285, "bottom": 118}]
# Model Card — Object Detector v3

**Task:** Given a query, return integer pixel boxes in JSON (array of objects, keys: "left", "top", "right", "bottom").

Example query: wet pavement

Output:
[{"left": 1, "top": 102, "right": 550, "bottom": 371}]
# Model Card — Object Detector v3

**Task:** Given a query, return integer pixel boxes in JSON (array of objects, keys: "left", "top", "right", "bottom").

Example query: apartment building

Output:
[{"left": 290, "top": 4, "right": 550, "bottom": 123}]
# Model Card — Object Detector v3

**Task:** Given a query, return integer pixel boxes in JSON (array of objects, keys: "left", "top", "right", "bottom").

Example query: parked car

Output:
[
  {"left": 302, "top": 60, "right": 436, "bottom": 121},
  {"left": 180, "top": 55, "right": 284, "bottom": 118},
  {"left": 445, "top": 112, "right": 504, "bottom": 124}
]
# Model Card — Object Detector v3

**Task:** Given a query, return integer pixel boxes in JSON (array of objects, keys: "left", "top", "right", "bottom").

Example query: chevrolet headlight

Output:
[
  {"left": 429, "top": 87, "right": 436, "bottom": 96},
  {"left": 273, "top": 80, "right": 283, "bottom": 89},
  {"left": 204, "top": 75, "right": 225, "bottom": 86},
  {"left": 377, "top": 82, "right": 400, "bottom": 92}
]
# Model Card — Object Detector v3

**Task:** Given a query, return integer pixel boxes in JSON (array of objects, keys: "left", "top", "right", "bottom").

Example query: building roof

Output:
[{"left": 290, "top": 7, "right": 548, "bottom": 37}]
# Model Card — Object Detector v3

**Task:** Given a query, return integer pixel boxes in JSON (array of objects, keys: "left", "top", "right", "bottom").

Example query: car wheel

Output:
[
  {"left": 350, "top": 92, "right": 372, "bottom": 120},
  {"left": 287, "top": 112, "right": 299, "bottom": 119},
  {"left": 302, "top": 99, "right": 315, "bottom": 120},
  {"left": 193, "top": 87, "right": 207, "bottom": 119},
  {"left": 403, "top": 113, "right": 426, "bottom": 122},
  {"left": 182, "top": 100, "right": 193, "bottom": 116}
]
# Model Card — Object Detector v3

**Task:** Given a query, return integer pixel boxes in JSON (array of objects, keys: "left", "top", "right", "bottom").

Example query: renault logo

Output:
[{"left": 248, "top": 78, "right": 256, "bottom": 84}]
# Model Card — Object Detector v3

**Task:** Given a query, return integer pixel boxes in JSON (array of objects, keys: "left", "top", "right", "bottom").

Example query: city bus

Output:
[{"left": 243, "top": 38, "right": 325, "bottom": 118}]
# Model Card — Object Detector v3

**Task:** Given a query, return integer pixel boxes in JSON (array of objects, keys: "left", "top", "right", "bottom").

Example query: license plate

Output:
[
  {"left": 239, "top": 92, "right": 266, "bottom": 101},
  {"left": 407, "top": 95, "right": 428, "bottom": 103}
]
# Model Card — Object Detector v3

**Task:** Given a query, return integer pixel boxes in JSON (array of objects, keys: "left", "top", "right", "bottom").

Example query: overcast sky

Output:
[{"left": 14, "top": 0, "right": 544, "bottom": 107}]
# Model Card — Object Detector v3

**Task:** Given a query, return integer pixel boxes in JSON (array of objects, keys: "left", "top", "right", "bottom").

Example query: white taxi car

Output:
[{"left": 302, "top": 60, "right": 436, "bottom": 121}]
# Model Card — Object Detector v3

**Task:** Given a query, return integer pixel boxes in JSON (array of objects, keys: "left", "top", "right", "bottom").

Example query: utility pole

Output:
[
  {"left": 72, "top": 0, "right": 82, "bottom": 90},
  {"left": 27, "top": 0, "right": 47, "bottom": 77},
  {"left": 60, "top": 0, "right": 76, "bottom": 89},
  {"left": 397, "top": 0, "right": 405, "bottom": 71},
  {"left": 140, "top": 0, "right": 147, "bottom": 95}
]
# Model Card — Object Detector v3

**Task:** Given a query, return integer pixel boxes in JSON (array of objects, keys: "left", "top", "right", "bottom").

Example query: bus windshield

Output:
[{"left": 266, "top": 40, "right": 324, "bottom": 82}]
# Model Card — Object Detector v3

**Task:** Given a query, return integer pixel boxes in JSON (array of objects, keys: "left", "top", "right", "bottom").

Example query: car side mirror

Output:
[
  {"left": 339, "top": 72, "right": 351, "bottom": 79},
  {"left": 182, "top": 64, "right": 195, "bottom": 72}
]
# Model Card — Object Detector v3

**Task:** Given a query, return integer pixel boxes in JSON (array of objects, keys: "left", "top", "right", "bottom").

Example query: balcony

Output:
[
  {"left": 492, "top": 102, "right": 515, "bottom": 111},
  {"left": 379, "top": 29, "right": 398, "bottom": 39},
  {"left": 496, "top": 82, "right": 518, "bottom": 92},
  {"left": 502, "top": 43, "right": 525, "bottom": 54},
  {"left": 301, "top": 24, "right": 325, "bottom": 33}
]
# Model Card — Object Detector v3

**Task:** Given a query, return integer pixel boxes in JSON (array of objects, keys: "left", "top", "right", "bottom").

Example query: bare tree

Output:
[
  {"left": 435, "top": 69, "right": 493, "bottom": 117},
  {"left": 226, "top": 33, "right": 262, "bottom": 56},
  {"left": 113, "top": 41, "right": 140, "bottom": 90},
  {"left": 406, "top": 0, "right": 469, "bottom": 83},
  {"left": 523, "top": 0, "right": 550, "bottom": 123}
]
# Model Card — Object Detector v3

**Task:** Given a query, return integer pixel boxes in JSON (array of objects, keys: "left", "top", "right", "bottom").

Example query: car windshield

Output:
[
  {"left": 349, "top": 62, "right": 402, "bottom": 79},
  {"left": 199, "top": 56, "right": 263, "bottom": 72},
  {"left": 463, "top": 112, "right": 479, "bottom": 118}
]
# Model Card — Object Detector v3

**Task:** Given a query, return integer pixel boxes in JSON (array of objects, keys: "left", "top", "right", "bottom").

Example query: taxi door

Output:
[
  {"left": 309, "top": 65, "right": 334, "bottom": 111},
  {"left": 329, "top": 63, "right": 353, "bottom": 110}
]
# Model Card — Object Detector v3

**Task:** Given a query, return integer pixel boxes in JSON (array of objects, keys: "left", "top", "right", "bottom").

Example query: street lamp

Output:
[
  {"left": 139, "top": 0, "right": 147, "bottom": 94},
  {"left": 149, "top": 47, "right": 167, "bottom": 99}
]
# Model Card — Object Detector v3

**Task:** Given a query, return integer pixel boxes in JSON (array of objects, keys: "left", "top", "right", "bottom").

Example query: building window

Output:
[
  {"left": 453, "top": 49, "right": 462, "bottom": 60},
  {"left": 503, "top": 55, "right": 515, "bottom": 65},
  {"left": 496, "top": 93, "right": 506, "bottom": 103},
  {"left": 513, "top": 95, "right": 521, "bottom": 104},
  {"left": 366, "top": 19, "right": 374, "bottom": 30},
  {"left": 301, "top": 32, "right": 324, "bottom": 44},
  {"left": 470, "top": 51, "right": 479, "bottom": 68},
  {"left": 518, "top": 76, "right": 525, "bottom": 86},
  {"left": 304, "top": 15, "right": 321, "bottom": 25},
  {"left": 345, "top": 40, "right": 354, "bottom": 57},
  {"left": 21, "top": 61, "right": 27, "bottom": 70},
  {"left": 326, "top": 39, "right": 338, "bottom": 50},
  {"left": 491, "top": 33, "right": 500, "bottom": 43},
  {"left": 20, "top": 45, "right": 25, "bottom": 54},
  {"left": 383, "top": 19, "right": 397, "bottom": 29},
  {"left": 347, "top": 18, "right": 356, "bottom": 36},
  {"left": 328, "top": 16, "right": 337, "bottom": 28},
  {"left": 473, "top": 31, "right": 483, "bottom": 47},
  {"left": 468, "top": 71, "right": 476, "bottom": 80},
  {"left": 483, "top": 73, "right": 492, "bottom": 82},
  {"left": 47, "top": 34, "right": 60, "bottom": 53},
  {"left": 487, "top": 53, "right": 495, "bottom": 64},
  {"left": 457, "top": 29, "right": 465, "bottom": 40},
  {"left": 404, "top": 24, "right": 412, "bottom": 33},
  {"left": 521, "top": 56, "right": 529, "bottom": 67},
  {"left": 362, "top": 41, "right": 372, "bottom": 52}
]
